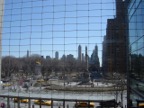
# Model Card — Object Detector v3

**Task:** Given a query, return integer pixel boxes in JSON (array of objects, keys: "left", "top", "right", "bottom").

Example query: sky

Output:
[{"left": 2, "top": 0, "right": 116, "bottom": 65}]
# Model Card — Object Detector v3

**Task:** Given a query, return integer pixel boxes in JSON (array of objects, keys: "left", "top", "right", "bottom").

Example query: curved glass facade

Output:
[{"left": 128, "top": 0, "right": 144, "bottom": 107}]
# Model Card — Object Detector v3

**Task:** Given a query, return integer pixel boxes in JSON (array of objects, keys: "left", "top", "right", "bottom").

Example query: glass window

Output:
[
  {"left": 137, "top": 37, "right": 143, "bottom": 49},
  {"left": 135, "top": 0, "right": 141, "bottom": 8},
  {"left": 129, "top": 16, "right": 136, "bottom": 44},
  {"left": 142, "top": 2, "right": 144, "bottom": 35},
  {"left": 131, "top": 42, "right": 137, "bottom": 52},
  {"left": 136, "top": 4, "right": 143, "bottom": 37},
  {"left": 128, "top": 1, "right": 144, "bottom": 108},
  {"left": 128, "top": 0, "right": 135, "bottom": 15}
]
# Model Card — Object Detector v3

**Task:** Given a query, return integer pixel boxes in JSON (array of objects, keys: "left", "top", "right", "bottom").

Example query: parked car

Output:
[
  {"left": 34, "top": 99, "right": 51, "bottom": 106},
  {"left": 3, "top": 83, "right": 12, "bottom": 87},
  {"left": 138, "top": 103, "right": 144, "bottom": 108},
  {"left": 14, "top": 98, "right": 29, "bottom": 103},
  {"left": 74, "top": 102, "right": 95, "bottom": 108}
]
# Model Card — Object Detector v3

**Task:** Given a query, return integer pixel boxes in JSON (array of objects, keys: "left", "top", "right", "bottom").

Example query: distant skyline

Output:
[{"left": 2, "top": 0, "right": 116, "bottom": 66}]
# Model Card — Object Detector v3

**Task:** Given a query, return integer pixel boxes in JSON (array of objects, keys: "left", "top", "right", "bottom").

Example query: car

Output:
[
  {"left": 3, "top": 83, "right": 12, "bottom": 87},
  {"left": 99, "top": 100, "right": 118, "bottom": 107},
  {"left": 34, "top": 99, "right": 51, "bottom": 106},
  {"left": 14, "top": 98, "right": 29, "bottom": 103},
  {"left": 139, "top": 103, "right": 144, "bottom": 108},
  {"left": 74, "top": 101, "right": 95, "bottom": 108},
  {"left": 21, "top": 99, "right": 29, "bottom": 103},
  {"left": 37, "top": 79, "right": 45, "bottom": 83}
]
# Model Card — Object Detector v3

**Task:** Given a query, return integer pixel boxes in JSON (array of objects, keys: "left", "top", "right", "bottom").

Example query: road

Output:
[
  {"left": 0, "top": 80, "right": 127, "bottom": 108},
  {"left": 0, "top": 97, "right": 99, "bottom": 108}
]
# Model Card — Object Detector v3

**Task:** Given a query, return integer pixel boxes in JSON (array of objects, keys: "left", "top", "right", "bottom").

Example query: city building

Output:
[
  {"left": 67, "top": 54, "right": 74, "bottom": 61},
  {"left": 61, "top": 54, "right": 66, "bottom": 61},
  {"left": 89, "top": 45, "right": 100, "bottom": 71},
  {"left": 85, "top": 46, "right": 89, "bottom": 70},
  {"left": 102, "top": 36, "right": 107, "bottom": 75},
  {"left": 46, "top": 55, "right": 51, "bottom": 60},
  {"left": 126, "top": 0, "right": 144, "bottom": 107},
  {"left": 27, "top": 50, "right": 29, "bottom": 58},
  {"left": 55, "top": 51, "right": 59, "bottom": 59},
  {"left": 78, "top": 45, "right": 82, "bottom": 61},
  {"left": 102, "top": 0, "right": 127, "bottom": 76},
  {"left": 82, "top": 53, "right": 85, "bottom": 62}
]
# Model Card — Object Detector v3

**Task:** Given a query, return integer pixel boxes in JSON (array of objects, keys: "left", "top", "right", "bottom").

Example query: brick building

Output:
[{"left": 102, "top": 0, "right": 127, "bottom": 76}]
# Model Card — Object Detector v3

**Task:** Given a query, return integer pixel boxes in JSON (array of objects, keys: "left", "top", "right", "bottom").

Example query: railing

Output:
[{"left": 0, "top": 95, "right": 118, "bottom": 108}]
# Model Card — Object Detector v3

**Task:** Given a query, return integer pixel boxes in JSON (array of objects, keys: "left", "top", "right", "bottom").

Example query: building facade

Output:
[
  {"left": 89, "top": 45, "right": 100, "bottom": 71},
  {"left": 126, "top": 0, "right": 144, "bottom": 107},
  {"left": 102, "top": 0, "right": 127, "bottom": 76},
  {"left": 46, "top": 55, "right": 51, "bottom": 60},
  {"left": 82, "top": 53, "right": 85, "bottom": 62},
  {"left": 78, "top": 45, "right": 82, "bottom": 61},
  {"left": 67, "top": 54, "right": 74, "bottom": 61},
  {"left": 55, "top": 51, "right": 59, "bottom": 59}
]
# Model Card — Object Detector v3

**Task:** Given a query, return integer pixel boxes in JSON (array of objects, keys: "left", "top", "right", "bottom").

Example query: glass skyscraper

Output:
[{"left": 127, "top": 0, "right": 144, "bottom": 107}]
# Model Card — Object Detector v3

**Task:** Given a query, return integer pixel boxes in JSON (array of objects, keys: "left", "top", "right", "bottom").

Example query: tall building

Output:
[
  {"left": 46, "top": 55, "right": 51, "bottom": 60},
  {"left": 102, "top": 36, "right": 107, "bottom": 74},
  {"left": 90, "top": 45, "right": 100, "bottom": 71},
  {"left": 82, "top": 53, "right": 85, "bottom": 62},
  {"left": 116, "top": 0, "right": 125, "bottom": 19},
  {"left": 27, "top": 50, "right": 29, "bottom": 58},
  {"left": 85, "top": 46, "right": 89, "bottom": 70},
  {"left": 102, "top": 0, "right": 127, "bottom": 76},
  {"left": 55, "top": 51, "right": 59, "bottom": 59},
  {"left": 103, "top": 19, "right": 117, "bottom": 75},
  {"left": 78, "top": 45, "right": 82, "bottom": 61},
  {"left": 126, "top": 0, "right": 144, "bottom": 107},
  {"left": 67, "top": 54, "right": 74, "bottom": 61},
  {"left": 61, "top": 54, "right": 66, "bottom": 61}
]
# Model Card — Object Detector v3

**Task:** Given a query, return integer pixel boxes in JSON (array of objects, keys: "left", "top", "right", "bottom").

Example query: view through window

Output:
[{"left": 0, "top": 0, "right": 128, "bottom": 108}]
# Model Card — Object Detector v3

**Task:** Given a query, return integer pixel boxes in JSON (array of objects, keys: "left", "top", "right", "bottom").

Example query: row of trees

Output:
[{"left": 1, "top": 54, "right": 88, "bottom": 79}]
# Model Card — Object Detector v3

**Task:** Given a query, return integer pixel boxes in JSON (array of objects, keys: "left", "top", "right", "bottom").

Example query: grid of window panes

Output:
[
  {"left": 128, "top": 0, "right": 144, "bottom": 106},
  {"left": 1, "top": 0, "right": 119, "bottom": 101}
]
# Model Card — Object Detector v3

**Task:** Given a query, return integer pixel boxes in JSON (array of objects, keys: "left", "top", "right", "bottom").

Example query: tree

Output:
[{"left": 2, "top": 56, "right": 20, "bottom": 78}]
